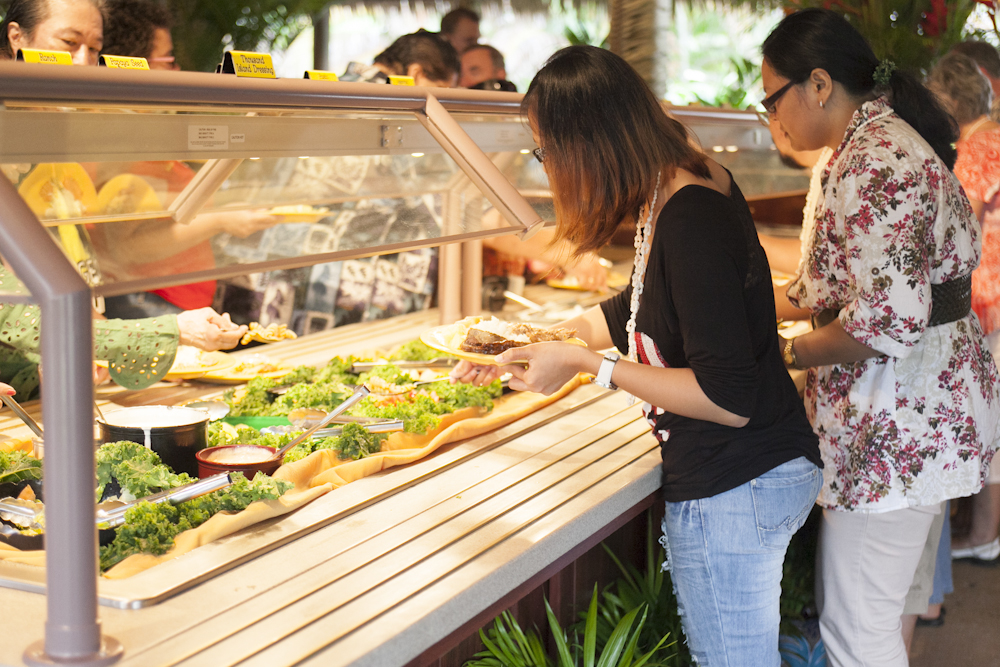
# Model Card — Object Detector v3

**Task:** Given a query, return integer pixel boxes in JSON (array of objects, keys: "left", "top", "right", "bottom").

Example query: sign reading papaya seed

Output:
[{"left": 99, "top": 55, "right": 150, "bottom": 70}]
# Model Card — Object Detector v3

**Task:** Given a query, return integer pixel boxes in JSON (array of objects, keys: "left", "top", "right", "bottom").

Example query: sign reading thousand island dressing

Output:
[
  {"left": 16, "top": 49, "right": 72, "bottom": 65},
  {"left": 99, "top": 55, "right": 150, "bottom": 70},
  {"left": 221, "top": 51, "right": 276, "bottom": 79}
]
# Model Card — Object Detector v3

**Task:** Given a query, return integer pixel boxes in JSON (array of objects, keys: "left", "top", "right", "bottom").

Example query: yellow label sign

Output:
[
  {"left": 99, "top": 55, "right": 150, "bottom": 70},
  {"left": 16, "top": 49, "right": 72, "bottom": 65},
  {"left": 222, "top": 51, "right": 276, "bottom": 79},
  {"left": 388, "top": 75, "right": 415, "bottom": 86},
  {"left": 304, "top": 70, "right": 339, "bottom": 81}
]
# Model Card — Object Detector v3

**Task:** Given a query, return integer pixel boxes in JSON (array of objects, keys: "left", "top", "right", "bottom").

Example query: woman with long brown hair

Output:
[{"left": 452, "top": 45, "right": 822, "bottom": 665}]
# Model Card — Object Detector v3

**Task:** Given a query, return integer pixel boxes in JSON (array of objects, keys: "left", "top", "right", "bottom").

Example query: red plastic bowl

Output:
[{"left": 195, "top": 445, "right": 281, "bottom": 479}]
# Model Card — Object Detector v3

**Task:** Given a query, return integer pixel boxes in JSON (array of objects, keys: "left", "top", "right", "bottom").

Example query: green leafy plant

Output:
[
  {"left": 585, "top": 514, "right": 689, "bottom": 667},
  {"left": 787, "top": 0, "right": 979, "bottom": 74},
  {"left": 466, "top": 585, "right": 671, "bottom": 667},
  {"left": 778, "top": 506, "right": 822, "bottom": 636},
  {"left": 164, "top": 0, "right": 327, "bottom": 72},
  {"left": 694, "top": 57, "right": 761, "bottom": 109}
]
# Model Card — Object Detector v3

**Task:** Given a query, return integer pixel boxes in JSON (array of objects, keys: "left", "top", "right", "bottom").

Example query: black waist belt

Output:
[{"left": 811, "top": 274, "right": 972, "bottom": 329}]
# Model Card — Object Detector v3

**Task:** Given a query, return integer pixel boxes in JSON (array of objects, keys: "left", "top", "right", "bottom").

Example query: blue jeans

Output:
[{"left": 660, "top": 456, "right": 822, "bottom": 666}]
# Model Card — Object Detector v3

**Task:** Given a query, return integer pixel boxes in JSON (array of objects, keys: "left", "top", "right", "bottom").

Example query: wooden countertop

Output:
[{"left": 0, "top": 306, "right": 660, "bottom": 667}]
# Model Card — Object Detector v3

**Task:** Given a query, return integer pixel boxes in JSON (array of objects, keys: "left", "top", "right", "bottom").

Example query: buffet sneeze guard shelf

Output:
[{"left": 0, "top": 62, "right": 551, "bottom": 666}]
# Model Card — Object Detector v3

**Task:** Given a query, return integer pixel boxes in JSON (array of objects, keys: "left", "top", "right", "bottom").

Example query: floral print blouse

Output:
[
  {"left": 954, "top": 128, "right": 1000, "bottom": 337},
  {"left": 788, "top": 97, "right": 1000, "bottom": 512}
]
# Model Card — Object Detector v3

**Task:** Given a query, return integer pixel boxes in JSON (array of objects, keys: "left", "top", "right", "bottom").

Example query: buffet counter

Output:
[{"left": 0, "top": 307, "right": 660, "bottom": 667}]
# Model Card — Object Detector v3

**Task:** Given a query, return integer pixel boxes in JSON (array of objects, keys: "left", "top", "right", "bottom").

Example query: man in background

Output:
[
  {"left": 949, "top": 40, "right": 1000, "bottom": 120},
  {"left": 439, "top": 7, "right": 479, "bottom": 54},
  {"left": 459, "top": 43, "right": 514, "bottom": 91}
]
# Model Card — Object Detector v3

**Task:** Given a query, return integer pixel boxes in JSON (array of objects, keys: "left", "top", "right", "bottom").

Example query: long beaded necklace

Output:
[{"left": 624, "top": 170, "right": 661, "bottom": 406}]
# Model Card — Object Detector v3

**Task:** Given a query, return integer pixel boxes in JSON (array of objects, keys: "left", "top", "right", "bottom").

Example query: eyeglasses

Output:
[
  {"left": 532, "top": 147, "right": 546, "bottom": 163},
  {"left": 760, "top": 80, "right": 796, "bottom": 115}
]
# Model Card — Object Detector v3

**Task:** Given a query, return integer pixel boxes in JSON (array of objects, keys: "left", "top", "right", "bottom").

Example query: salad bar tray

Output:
[{"left": 0, "top": 383, "right": 609, "bottom": 608}]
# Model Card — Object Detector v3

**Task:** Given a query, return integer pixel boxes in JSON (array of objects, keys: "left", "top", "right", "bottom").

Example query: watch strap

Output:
[{"left": 594, "top": 352, "right": 620, "bottom": 390}]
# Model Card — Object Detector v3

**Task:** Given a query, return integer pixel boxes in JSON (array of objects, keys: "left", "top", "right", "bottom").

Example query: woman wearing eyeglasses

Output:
[
  {"left": 760, "top": 10, "right": 1000, "bottom": 666},
  {"left": 452, "top": 45, "right": 822, "bottom": 665}
]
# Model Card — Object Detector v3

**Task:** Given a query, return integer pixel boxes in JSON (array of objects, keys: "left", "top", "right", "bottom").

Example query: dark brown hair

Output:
[
  {"left": 0, "top": 0, "right": 50, "bottom": 59},
  {"left": 440, "top": 7, "right": 478, "bottom": 36},
  {"left": 102, "top": 0, "right": 171, "bottom": 59},
  {"left": 523, "top": 45, "right": 709, "bottom": 254},
  {"left": 374, "top": 31, "right": 459, "bottom": 85}
]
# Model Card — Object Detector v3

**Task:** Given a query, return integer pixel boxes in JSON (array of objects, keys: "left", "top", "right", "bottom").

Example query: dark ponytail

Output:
[{"left": 762, "top": 9, "right": 958, "bottom": 169}]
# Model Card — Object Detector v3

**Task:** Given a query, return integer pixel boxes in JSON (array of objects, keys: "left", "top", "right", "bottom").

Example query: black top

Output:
[{"left": 601, "top": 179, "right": 820, "bottom": 502}]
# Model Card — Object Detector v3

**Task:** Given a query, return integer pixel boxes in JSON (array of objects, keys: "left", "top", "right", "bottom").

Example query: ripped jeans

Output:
[{"left": 660, "top": 456, "right": 821, "bottom": 666}]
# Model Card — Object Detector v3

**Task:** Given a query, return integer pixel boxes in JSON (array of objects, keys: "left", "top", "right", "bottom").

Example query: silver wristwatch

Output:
[{"left": 594, "top": 352, "right": 620, "bottom": 390}]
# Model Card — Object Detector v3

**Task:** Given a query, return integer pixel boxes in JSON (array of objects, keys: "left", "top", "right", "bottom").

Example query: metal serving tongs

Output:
[
  {"left": 0, "top": 473, "right": 235, "bottom": 531},
  {"left": 265, "top": 385, "right": 371, "bottom": 464},
  {"left": 0, "top": 393, "right": 43, "bottom": 439},
  {"left": 349, "top": 358, "right": 457, "bottom": 373},
  {"left": 262, "top": 411, "right": 404, "bottom": 438}
]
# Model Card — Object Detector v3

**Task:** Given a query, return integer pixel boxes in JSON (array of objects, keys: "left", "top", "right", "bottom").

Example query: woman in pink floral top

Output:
[
  {"left": 928, "top": 52, "right": 1000, "bottom": 565},
  {"left": 763, "top": 10, "right": 1000, "bottom": 666}
]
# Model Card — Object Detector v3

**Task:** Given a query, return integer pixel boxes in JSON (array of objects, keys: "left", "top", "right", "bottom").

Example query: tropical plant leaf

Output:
[
  {"left": 546, "top": 598, "right": 577, "bottom": 667},
  {"left": 595, "top": 604, "right": 641, "bottom": 667},
  {"left": 584, "top": 584, "right": 599, "bottom": 667}
]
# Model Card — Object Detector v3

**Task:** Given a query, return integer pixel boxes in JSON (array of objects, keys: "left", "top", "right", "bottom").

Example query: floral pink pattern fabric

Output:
[
  {"left": 788, "top": 97, "right": 1000, "bottom": 512},
  {"left": 955, "top": 128, "right": 1000, "bottom": 337}
]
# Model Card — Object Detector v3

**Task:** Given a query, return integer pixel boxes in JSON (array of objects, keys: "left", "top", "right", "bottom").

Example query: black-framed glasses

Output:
[
  {"left": 532, "top": 147, "right": 546, "bottom": 163},
  {"left": 760, "top": 80, "right": 796, "bottom": 115}
]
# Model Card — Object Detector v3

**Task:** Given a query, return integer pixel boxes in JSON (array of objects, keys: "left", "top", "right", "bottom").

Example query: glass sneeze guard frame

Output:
[
  {"left": 0, "top": 61, "right": 545, "bottom": 666},
  {"left": 0, "top": 66, "right": 545, "bottom": 305}
]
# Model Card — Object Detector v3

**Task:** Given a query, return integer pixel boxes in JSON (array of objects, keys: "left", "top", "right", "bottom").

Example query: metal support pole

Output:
[
  {"left": 461, "top": 239, "right": 482, "bottom": 318},
  {"left": 0, "top": 178, "right": 122, "bottom": 666},
  {"left": 313, "top": 9, "right": 330, "bottom": 71},
  {"left": 439, "top": 242, "right": 462, "bottom": 325}
]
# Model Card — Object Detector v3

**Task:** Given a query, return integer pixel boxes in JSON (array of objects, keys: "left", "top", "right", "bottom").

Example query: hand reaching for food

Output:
[
  {"left": 212, "top": 209, "right": 280, "bottom": 238},
  {"left": 496, "top": 342, "right": 595, "bottom": 395},
  {"left": 176, "top": 308, "right": 247, "bottom": 351}
]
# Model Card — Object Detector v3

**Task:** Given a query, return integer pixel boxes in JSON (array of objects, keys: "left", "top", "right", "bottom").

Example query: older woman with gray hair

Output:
[{"left": 928, "top": 51, "right": 1000, "bottom": 568}]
